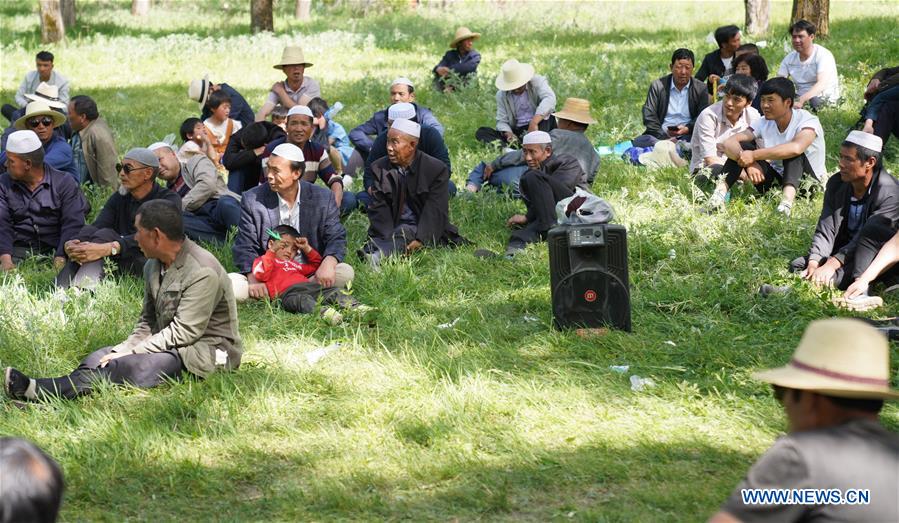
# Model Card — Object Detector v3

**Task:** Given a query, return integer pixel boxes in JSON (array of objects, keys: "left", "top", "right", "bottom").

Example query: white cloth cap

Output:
[
  {"left": 391, "top": 119, "right": 421, "bottom": 138},
  {"left": 522, "top": 131, "right": 551, "bottom": 145},
  {"left": 272, "top": 143, "right": 305, "bottom": 162},
  {"left": 287, "top": 105, "right": 314, "bottom": 119},
  {"left": 845, "top": 130, "right": 883, "bottom": 153},
  {"left": 5, "top": 130, "right": 42, "bottom": 154},
  {"left": 148, "top": 141, "right": 178, "bottom": 153},
  {"left": 391, "top": 77, "right": 414, "bottom": 89},
  {"left": 388, "top": 102, "right": 416, "bottom": 121}
]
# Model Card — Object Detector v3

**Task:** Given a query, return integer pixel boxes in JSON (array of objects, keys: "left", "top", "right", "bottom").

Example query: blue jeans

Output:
[
  {"left": 340, "top": 190, "right": 357, "bottom": 216},
  {"left": 183, "top": 196, "right": 241, "bottom": 244},
  {"left": 467, "top": 162, "right": 527, "bottom": 198},
  {"left": 866, "top": 85, "right": 899, "bottom": 121},
  {"left": 356, "top": 181, "right": 457, "bottom": 211}
]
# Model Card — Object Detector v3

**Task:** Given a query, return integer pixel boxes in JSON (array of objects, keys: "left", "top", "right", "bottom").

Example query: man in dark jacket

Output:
[
  {"left": 505, "top": 131, "right": 587, "bottom": 256},
  {"left": 861, "top": 65, "right": 899, "bottom": 134},
  {"left": 636, "top": 48, "right": 709, "bottom": 146},
  {"left": 790, "top": 132, "right": 899, "bottom": 290},
  {"left": 221, "top": 121, "right": 285, "bottom": 194},
  {"left": 360, "top": 119, "right": 466, "bottom": 263},
  {"left": 695, "top": 25, "right": 742, "bottom": 93}
]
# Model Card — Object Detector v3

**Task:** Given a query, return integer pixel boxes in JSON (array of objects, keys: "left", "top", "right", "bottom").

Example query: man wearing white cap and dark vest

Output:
[
  {"left": 709, "top": 318, "right": 899, "bottom": 523},
  {"left": 5, "top": 199, "right": 243, "bottom": 401},
  {"left": 475, "top": 59, "right": 557, "bottom": 146},
  {"left": 360, "top": 119, "right": 467, "bottom": 263},
  {"left": 188, "top": 74, "right": 254, "bottom": 128},
  {"left": 780, "top": 132, "right": 899, "bottom": 300},
  {"left": 56, "top": 147, "right": 181, "bottom": 288},
  {"left": 501, "top": 130, "right": 587, "bottom": 257},
  {"left": 349, "top": 77, "right": 444, "bottom": 156},
  {"left": 358, "top": 101, "right": 453, "bottom": 210},
  {"left": 264, "top": 105, "right": 355, "bottom": 215},
  {"left": 231, "top": 142, "right": 353, "bottom": 300},
  {"left": 0, "top": 101, "right": 78, "bottom": 183},
  {"left": 255, "top": 46, "right": 322, "bottom": 122},
  {"left": 0, "top": 130, "right": 87, "bottom": 272}
]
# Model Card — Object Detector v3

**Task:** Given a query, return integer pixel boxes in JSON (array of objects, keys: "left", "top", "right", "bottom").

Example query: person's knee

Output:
[
  {"left": 228, "top": 273, "right": 249, "bottom": 302},
  {"left": 788, "top": 256, "right": 808, "bottom": 273},
  {"left": 334, "top": 263, "right": 355, "bottom": 289}
]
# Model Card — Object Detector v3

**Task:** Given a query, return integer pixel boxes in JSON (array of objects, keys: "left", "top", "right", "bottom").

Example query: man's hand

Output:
[
  {"left": 810, "top": 258, "right": 841, "bottom": 287},
  {"left": 708, "top": 74, "right": 721, "bottom": 87},
  {"left": 0, "top": 254, "right": 15, "bottom": 272},
  {"left": 271, "top": 82, "right": 286, "bottom": 96},
  {"left": 53, "top": 256, "right": 66, "bottom": 270},
  {"left": 253, "top": 145, "right": 266, "bottom": 156},
  {"left": 507, "top": 214, "right": 528, "bottom": 227},
  {"left": 666, "top": 125, "right": 689, "bottom": 138},
  {"left": 315, "top": 257, "right": 338, "bottom": 288},
  {"left": 527, "top": 115, "right": 544, "bottom": 133},
  {"left": 745, "top": 164, "right": 765, "bottom": 184},
  {"left": 503, "top": 131, "right": 517, "bottom": 144},
  {"left": 436, "top": 66, "right": 450, "bottom": 77},
  {"left": 737, "top": 149, "right": 755, "bottom": 168},
  {"left": 295, "top": 236, "right": 311, "bottom": 254},
  {"left": 865, "top": 79, "right": 881, "bottom": 99},
  {"left": 800, "top": 259, "right": 820, "bottom": 279},
  {"left": 247, "top": 283, "right": 268, "bottom": 300},
  {"left": 67, "top": 242, "right": 113, "bottom": 264},
  {"left": 483, "top": 164, "right": 495, "bottom": 180},
  {"left": 405, "top": 240, "right": 423, "bottom": 254},
  {"left": 844, "top": 278, "right": 871, "bottom": 300},
  {"left": 794, "top": 96, "right": 807, "bottom": 110},
  {"left": 99, "top": 351, "right": 129, "bottom": 368}
]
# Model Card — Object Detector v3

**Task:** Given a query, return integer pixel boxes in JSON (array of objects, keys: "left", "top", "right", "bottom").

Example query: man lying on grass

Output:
[{"left": 4, "top": 200, "right": 242, "bottom": 401}]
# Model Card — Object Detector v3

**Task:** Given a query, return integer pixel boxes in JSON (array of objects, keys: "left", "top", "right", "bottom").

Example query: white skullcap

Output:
[
  {"left": 522, "top": 131, "right": 551, "bottom": 145},
  {"left": 388, "top": 102, "right": 416, "bottom": 121},
  {"left": 148, "top": 141, "right": 178, "bottom": 153},
  {"left": 271, "top": 142, "right": 305, "bottom": 162},
  {"left": 6, "top": 130, "right": 42, "bottom": 154},
  {"left": 391, "top": 77, "right": 414, "bottom": 89},
  {"left": 390, "top": 119, "right": 421, "bottom": 138},
  {"left": 845, "top": 130, "right": 883, "bottom": 153},
  {"left": 287, "top": 105, "right": 314, "bottom": 119}
]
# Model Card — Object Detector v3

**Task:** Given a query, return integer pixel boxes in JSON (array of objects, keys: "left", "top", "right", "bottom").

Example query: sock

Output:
[{"left": 24, "top": 379, "right": 37, "bottom": 400}]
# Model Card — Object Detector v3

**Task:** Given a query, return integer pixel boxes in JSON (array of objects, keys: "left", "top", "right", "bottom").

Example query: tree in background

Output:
[
  {"left": 296, "top": 0, "right": 311, "bottom": 20},
  {"left": 61, "top": 0, "right": 75, "bottom": 29},
  {"left": 792, "top": 0, "right": 829, "bottom": 37},
  {"left": 251, "top": 0, "right": 274, "bottom": 33},
  {"left": 132, "top": 0, "right": 150, "bottom": 16},
  {"left": 744, "top": 0, "right": 769, "bottom": 36},
  {"left": 39, "top": 0, "right": 65, "bottom": 43}
]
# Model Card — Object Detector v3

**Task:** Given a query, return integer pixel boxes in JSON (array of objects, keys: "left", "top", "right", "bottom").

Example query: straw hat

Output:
[
  {"left": 450, "top": 27, "right": 480, "bottom": 48},
  {"left": 274, "top": 46, "right": 313, "bottom": 69},
  {"left": 188, "top": 74, "right": 211, "bottom": 108},
  {"left": 14, "top": 101, "right": 66, "bottom": 130},
  {"left": 638, "top": 140, "right": 680, "bottom": 169},
  {"left": 24, "top": 82, "right": 66, "bottom": 109},
  {"left": 553, "top": 98, "right": 597, "bottom": 125},
  {"left": 753, "top": 318, "right": 899, "bottom": 400},
  {"left": 495, "top": 59, "right": 535, "bottom": 91}
]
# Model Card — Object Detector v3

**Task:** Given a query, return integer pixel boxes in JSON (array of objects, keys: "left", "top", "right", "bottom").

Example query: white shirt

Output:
[
  {"left": 204, "top": 117, "right": 242, "bottom": 143},
  {"left": 777, "top": 44, "right": 840, "bottom": 102},
  {"left": 721, "top": 56, "right": 733, "bottom": 75},
  {"left": 750, "top": 108, "right": 826, "bottom": 181},
  {"left": 277, "top": 186, "right": 301, "bottom": 231},
  {"left": 662, "top": 81, "right": 691, "bottom": 130},
  {"left": 689, "top": 101, "right": 760, "bottom": 172}
]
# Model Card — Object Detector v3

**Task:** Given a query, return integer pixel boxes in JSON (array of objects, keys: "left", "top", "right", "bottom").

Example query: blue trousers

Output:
[
  {"left": 866, "top": 85, "right": 899, "bottom": 121},
  {"left": 183, "top": 196, "right": 241, "bottom": 244},
  {"left": 466, "top": 162, "right": 527, "bottom": 198}
]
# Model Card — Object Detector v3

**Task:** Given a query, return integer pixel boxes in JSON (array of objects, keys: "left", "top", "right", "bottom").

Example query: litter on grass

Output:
[
  {"left": 630, "top": 375, "right": 656, "bottom": 391},
  {"left": 306, "top": 342, "right": 341, "bottom": 365}
]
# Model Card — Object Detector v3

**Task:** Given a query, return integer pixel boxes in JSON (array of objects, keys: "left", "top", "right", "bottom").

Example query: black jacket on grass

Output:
[
  {"left": 641, "top": 74, "right": 709, "bottom": 140},
  {"left": 363, "top": 125, "right": 451, "bottom": 192},
  {"left": 808, "top": 166, "right": 899, "bottom": 265}
]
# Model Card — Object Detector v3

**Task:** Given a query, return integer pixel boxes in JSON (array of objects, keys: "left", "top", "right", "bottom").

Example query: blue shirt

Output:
[
  {"left": 662, "top": 82, "right": 692, "bottom": 130},
  {"left": 70, "top": 132, "right": 88, "bottom": 184},
  {"left": 433, "top": 49, "right": 482, "bottom": 78}
]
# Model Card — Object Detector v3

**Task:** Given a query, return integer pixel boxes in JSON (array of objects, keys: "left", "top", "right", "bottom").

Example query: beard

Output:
[{"left": 118, "top": 185, "right": 129, "bottom": 196}]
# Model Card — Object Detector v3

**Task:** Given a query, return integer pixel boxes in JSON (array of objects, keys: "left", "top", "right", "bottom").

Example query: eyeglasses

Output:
[
  {"left": 27, "top": 117, "right": 55, "bottom": 129},
  {"left": 116, "top": 163, "right": 152, "bottom": 175}
]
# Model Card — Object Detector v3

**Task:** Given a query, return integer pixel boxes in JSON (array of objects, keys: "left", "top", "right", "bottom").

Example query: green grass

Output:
[{"left": 2, "top": 0, "right": 899, "bottom": 520}]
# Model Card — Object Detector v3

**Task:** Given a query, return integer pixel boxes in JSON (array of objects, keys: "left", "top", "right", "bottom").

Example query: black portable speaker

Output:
[{"left": 547, "top": 223, "right": 631, "bottom": 331}]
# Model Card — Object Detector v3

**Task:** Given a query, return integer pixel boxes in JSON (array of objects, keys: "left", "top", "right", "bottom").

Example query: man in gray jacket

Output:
[
  {"left": 475, "top": 59, "right": 557, "bottom": 146},
  {"left": 68, "top": 95, "right": 119, "bottom": 189},
  {"left": 150, "top": 142, "right": 241, "bottom": 244},
  {"left": 635, "top": 48, "right": 709, "bottom": 147},
  {"left": 5, "top": 200, "right": 242, "bottom": 401}
]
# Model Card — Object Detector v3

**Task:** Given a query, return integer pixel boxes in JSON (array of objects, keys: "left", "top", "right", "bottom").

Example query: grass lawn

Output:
[{"left": 2, "top": 0, "right": 899, "bottom": 520}]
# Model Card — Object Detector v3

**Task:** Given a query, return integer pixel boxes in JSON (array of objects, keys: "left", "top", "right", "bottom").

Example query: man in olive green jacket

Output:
[
  {"left": 4, "top": 200, "right": 242, "bottom": 401},
  {"left": 68, "top": 95, "right": 119, "bottom": 189}
]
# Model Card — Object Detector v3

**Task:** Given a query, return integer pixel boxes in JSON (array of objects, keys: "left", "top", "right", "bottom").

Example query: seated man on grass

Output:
[
  {"left": 777, "top": 19, "right": 840, "bottom": 111},
  {"left": 433, "top": 26, "right": 481, "bottom": 92},
  {"left": 635, "top": 48, "right": 709, "bottom": 147},
  {"left": 255, "top": 45, "right": 321, "bottom": 122},
  {"left": 1, "top": 101, "right": 78, "bottom": 183},
  {"left": 359, "top": 119, "right": 467, "bottom": 266},
  {"left": 5, "top": 200, "right": 243, "bottom": 401},
  {"left": 706, "top": 77, "right": 826, "bottom": 216},
  {"left": 695, "top": 25, "right": 742, "bottom": 95},
  {"left": 475, "top": 59, "right": 557, "bottom": 147},
  {"left": 709, "top": 318, "right": 899, "bottom": 523},
  {"left": 221, "top": 120, "right": 285, "bottom": 195}
]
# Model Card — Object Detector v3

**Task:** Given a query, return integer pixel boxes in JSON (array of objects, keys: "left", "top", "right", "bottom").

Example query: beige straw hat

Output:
[
  {"left": 450, "top": 27, "right": 480, "bottom": 48},
  {"left": 14, "top": 101, "right": 66, "bottom": 130},
  {"left": 553, "top": 98, "right": 597, "bottom": 125},
  {"left": 495, "top": 59, "right": 535, "bottom": 91},
  {"left": 638, "top": 140, "right": 680, "bottom": 169},
  {"left": 187, "top": 74, "right": 211, "bottom": 108},
  {"left": 24, "top": 82, "right": 66, "bottom": 109},
  {"left": 274, "top": 46, "right": 313, "bottom": 69},
  {"left": 753, "top": 318, "right": 899, "bottom": 400}
]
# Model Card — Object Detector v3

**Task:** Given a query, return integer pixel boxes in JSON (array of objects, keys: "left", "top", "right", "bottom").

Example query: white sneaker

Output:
[
  {"left": 321, "top": 308, "right": 344, "bottom": 325},
  {"left": 832, "top": 294, "right": 883, "bottom": 312},
  {"left": 776, "top": 200, "right": 793, "bottom": 217}
]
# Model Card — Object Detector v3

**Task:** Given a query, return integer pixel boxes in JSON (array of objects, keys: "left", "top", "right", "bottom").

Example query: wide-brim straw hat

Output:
[
  {"left": 274, "top": 46, "right": 313, "bottom": 69},
  {"left": 450, "top": 27, "right": 480, "bottom": 48},
  {"left": 495, "top": 59, "right": 535, "bottom": 91},
  {"left": 638, "top": 140, "right": 679, "bottom": 169},
  {"left": 753, "top": 318, "right": 899, "bottom": 400},
  {"left": 14, "top": 101, "right": 66, "bottom": 130},
  {"left": 24, "top": 82, "right": 66, "bottom": 109},
  {"left": 188, "top": 74, "right": 211, "bottom": 108},
  {"left": 553, "top": 97, "right": 597, "bottom": 125}
]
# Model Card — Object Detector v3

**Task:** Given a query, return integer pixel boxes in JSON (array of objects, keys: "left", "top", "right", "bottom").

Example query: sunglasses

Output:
[
  {"left": 27, "top": 117, "right": 55, "bottom": 129},
  {"left": 116, "top": 163, "right": 152, "bottom": 175}
]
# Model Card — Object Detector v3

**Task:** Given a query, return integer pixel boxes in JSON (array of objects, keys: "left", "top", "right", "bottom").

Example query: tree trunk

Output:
[
  {"left": 131, "top": 0, "right": 150, "bottom": 16},
  {"left": 744, "top": 0, "right": 769, "bottom": 36},
  {"left": 39, "top": 0, "right": 65, "bottom": 44},
  {"left": 295, "top": 0, "right": 311, "bottom": 20},
  {"left": 60, "top": 0, "right": 76, "bottom": 29},
  {"left": 791, "top": 0, "right": 829, "bottom": 37},
  {"left": 251, "top": 0, "right": 274, "bottom": 33}
]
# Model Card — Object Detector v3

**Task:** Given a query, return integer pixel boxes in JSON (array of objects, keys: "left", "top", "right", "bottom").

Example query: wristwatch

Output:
[{"left": 110, "top": 243, "right": 119, "bottom": 256}]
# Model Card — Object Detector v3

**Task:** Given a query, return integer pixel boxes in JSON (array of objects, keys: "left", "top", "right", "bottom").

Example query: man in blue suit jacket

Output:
[{"left": 230, "top": 143, "right": 353, "bottom": 301}]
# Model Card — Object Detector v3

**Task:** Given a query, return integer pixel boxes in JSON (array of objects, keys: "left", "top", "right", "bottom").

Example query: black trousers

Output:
[
  {"left": 874, "top": 101, "right": 899, "bottom": 147},
  {"left": 55, "top": 225, "right": 145, "bottom": 288},
  {"left": 722, "top": 140, "right": 815, "bottom": 194},
  {"left": 475, "top": 116, "right": 557, "bottom": 146},
  {"left": 279, "top": 282, "right": 358, "bottom": 314},
  {"left": 789, "top": 217, "right": 899, "bottom": 290},
  {"left": 508, "top": 169, "right": 574, "bottom": 250},
  {"left": 34, "top": 346, "right": 185, "bottom": 399}
]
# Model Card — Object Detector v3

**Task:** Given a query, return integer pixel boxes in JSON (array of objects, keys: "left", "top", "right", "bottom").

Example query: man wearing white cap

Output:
[
  {"left": 781, "top": 131, "right": 899, "bottom": 297},
  {"left": 475, "top": 59, "right": 557, "bottom": 146},
  {"left": 232, "top": 142, "right": 353, "bottom": 297},
  {"left": 255, "top": 46, "right": 322, "bottom": 122},
  {"left": 710, "top": 318, "right": 899, "bottom": 523},
  {"left": 361, "top": 119, "right": 467, "bottom": 261},
  {"left": 502, "top": 131, "right": 587, "bottom": 257},
  {"left": 358, "top": 101, "right": 453, "bottom": 210},
  {"left": 349, "top": 77, "right": 444, "bottom": 155},
  {"left": 264, "top": 105, "right": 355, "bottom": 215},
  {"left": 0, "top": 101, "right": 78, "bottom": 183},
  {"left": 0, "top": 130, "right": 87, "bottom": 271},
  {"left": 188, "top": 75, "right": 254, "bottom": 128},
  {"left": 2, "top": 51, "right": 69, "bottom": 123}
]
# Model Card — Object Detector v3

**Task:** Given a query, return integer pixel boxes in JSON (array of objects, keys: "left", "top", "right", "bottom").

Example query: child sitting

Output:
[
  {"left": 252, "top": 225, "right": 360, "bottom": 321},
  {"left": 178, "top": 117, "right": 218, "bottom": 164},
  {"left": 270, "top": 104, "right": 288, "bottom": 131},
  {"left": 308, "top": 97, "right": 363, "bottom": 184},
  {"left": 204, "top": 90, "right": 242, "bottom": 169}
]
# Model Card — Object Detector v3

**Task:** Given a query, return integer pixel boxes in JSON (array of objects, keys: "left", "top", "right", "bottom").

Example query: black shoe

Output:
[
  {"left": 4, "top": 367, "right": 31, "bottom": 400},
  {"left": 473, "top": 248, "right": 498, "bottom": 259},
  {"left": 759, "top": 284, "right": 791, "bottom": 297}
]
